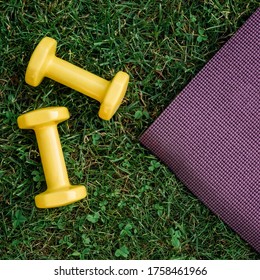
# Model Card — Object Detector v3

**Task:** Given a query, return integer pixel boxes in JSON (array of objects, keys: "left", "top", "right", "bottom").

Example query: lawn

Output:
[{"left": 0, "top": 0, "right": 259, "bottom": 259}]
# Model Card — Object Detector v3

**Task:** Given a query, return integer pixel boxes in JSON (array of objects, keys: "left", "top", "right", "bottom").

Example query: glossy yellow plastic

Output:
[
  {"left": 17, "top": 107, "right": 87, "bottom": 208},
  {"left": 25, "top": 37, "right": 130, "bottom": 120}
]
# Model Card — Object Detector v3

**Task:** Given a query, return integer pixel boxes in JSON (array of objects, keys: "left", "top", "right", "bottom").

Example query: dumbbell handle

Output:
[
  {"left": 34, "top": 124, "right": 70, "bottom": 190},
  {"left": 46, "top": 56, "right": 107, "bottom": 102}
]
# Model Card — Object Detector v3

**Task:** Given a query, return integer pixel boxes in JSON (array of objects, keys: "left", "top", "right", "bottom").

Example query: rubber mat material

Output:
[{"left": 140, "top": 9, "right": 260, "bottom": 252}]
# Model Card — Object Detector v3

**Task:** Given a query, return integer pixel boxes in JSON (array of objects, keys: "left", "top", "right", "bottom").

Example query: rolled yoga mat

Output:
[{"left": 140, "top": 9, "right": 260, "bottom": 252}]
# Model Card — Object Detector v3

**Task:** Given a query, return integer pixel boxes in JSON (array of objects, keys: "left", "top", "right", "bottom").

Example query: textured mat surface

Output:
[{"left": 140, "top": 9, "right": 260, "bottom": 252}]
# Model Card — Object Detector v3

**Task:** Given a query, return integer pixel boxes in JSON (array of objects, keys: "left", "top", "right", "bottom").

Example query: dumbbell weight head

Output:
[
  {"left": 25, "top": 37, "right": 57, "bottom": 87},
  {"left": 99, "top": 71, "right": 129, "bottom": 120},
  {"left": 18, "top": 106, "right": 69, "bottom": 129}
]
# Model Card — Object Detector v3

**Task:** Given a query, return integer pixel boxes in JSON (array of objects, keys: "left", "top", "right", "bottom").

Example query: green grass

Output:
[{"left": 0, "top": 0, "right": 259, "bottom": 260}]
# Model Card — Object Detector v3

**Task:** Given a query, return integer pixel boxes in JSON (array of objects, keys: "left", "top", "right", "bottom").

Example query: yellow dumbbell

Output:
[
  {"left": 25, "top": 37, "right": 129, "bottom": 120},
  {"left": 17, "top": 107, "right": 87, "bottom": 208}
]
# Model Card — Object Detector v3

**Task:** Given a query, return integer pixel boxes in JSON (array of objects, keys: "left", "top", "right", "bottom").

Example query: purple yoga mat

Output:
[{"left": 140, "top": 9, "right": 260, "bottom": 252}]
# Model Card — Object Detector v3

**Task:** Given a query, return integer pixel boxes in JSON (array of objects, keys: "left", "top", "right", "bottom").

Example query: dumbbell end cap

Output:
[
  {"left": 99, "top": 71, "right": 129, "bottom": 120},
  {"left": 25, "top": 37, "right": 57, "bottom": 86},
  {"left": 17, "top": 107, "right": 69, "bottom": 129},
  {"left": 35, "top": 185, "right": 87, "bottom": 208}
]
